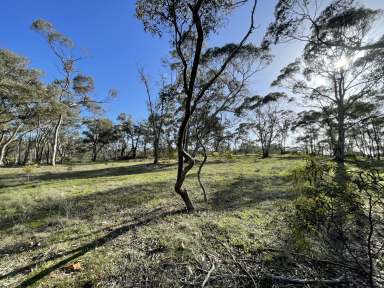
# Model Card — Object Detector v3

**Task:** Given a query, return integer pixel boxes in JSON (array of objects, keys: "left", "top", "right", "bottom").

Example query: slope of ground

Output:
[{"left": 0, "top": 154, "right": 306, "bottom": 287}]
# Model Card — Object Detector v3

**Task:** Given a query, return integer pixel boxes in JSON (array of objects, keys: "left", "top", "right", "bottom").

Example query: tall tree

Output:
[
  {"left": 32, "top": 19, "right": 96, "bottom": 166},
  {"left": 0, "top": 49, "right": 46, "bottom": 166},
  {"left": 136, "top": 0, "right": 261, "bottom": 211},
  {"left": 272, "top": 6, "right": 383, "bottom": 162},
  {"left": 237, "top": 92, "right": 290, "bottom": 158},
  {"left": 265, "top": 0, "right": 384, "bottom": 51},
  {"left": 83, "top": 118, "right": 118, "bottom": 162}
]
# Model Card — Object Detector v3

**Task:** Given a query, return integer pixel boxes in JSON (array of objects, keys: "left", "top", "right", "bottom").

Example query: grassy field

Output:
[{"left": 0, "top": 154, "right": 308, "bottom": 287}]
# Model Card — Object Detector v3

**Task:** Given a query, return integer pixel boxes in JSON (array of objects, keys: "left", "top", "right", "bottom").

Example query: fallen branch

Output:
[
  {"left": 266, "top": 274, "right": 345, "bottom": 285},
  {"left": 201, "top": 262, "right": 215, "bottom": 287}
]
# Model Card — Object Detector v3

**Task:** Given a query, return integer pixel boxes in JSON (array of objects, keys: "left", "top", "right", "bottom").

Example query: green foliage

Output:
[{"left": 290, "top": 157, "right": 384, "bottom": 285}]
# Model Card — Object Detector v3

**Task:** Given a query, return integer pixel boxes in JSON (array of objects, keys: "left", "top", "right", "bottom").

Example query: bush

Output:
[
  {"left": 290, "top": 158, "right": 384, "bottom": 287},
  {"left": 23, "top": 164, "right": 38, "bottom": 181}
]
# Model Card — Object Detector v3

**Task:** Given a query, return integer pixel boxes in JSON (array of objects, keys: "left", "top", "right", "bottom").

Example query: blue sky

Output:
[{"left": 1, "top": 0, "right": 383, "bottom": 122}]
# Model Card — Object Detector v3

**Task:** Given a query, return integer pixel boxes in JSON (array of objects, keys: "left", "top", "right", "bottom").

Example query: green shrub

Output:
[
  {"left": 23, "top": 164, "right": 38, "bottom": 181},
  {"left": 289, "top": 157, "right": 384, "bottom": 286}
]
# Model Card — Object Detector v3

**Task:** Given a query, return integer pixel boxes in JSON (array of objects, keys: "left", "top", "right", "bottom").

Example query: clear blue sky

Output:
[{"left": 1, "top": 0, "right": 383, "bottom": 122}]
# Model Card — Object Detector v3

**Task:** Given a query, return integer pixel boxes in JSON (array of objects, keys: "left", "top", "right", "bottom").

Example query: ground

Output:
[{"left": 0, "top": 154, "right": 313, "bottom": 287}]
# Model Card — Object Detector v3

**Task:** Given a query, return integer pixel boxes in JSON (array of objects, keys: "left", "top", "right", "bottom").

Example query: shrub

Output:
[
  {"left": 23, "top": 164, "right": 38, "bottom": 181},
  {"left": 290, "top": 158, "right": 384, "bottom": 287}
]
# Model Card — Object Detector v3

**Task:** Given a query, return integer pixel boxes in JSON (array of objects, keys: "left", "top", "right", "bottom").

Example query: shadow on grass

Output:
[
  {"left": 273, "top": 154, "right": 307, "bottom": 161},
  {"left": 211, "top": 175, "right": 296, "bottom": 210},
  {"left": 0, "top": 208, "right": 186, "bottom": 287},
  {"left": 0, "top": 162, "right": 176, "bottom": 189},
  {"left": 345, "top": 158, "right": 384, "bottom": 171},
  {"left": 0, "top": 179, "right": 173, "bottom": 232}
]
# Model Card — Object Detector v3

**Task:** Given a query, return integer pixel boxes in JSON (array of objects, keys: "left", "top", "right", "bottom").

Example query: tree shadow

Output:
[
  {"left": 273, "top": 154, "right": 306, "bottom": 161},
  {"left": 211, "top": 175, "right": 296, "bottom": 210},
  {"left": 0, "top": 162, "right": 176, "bottom": 189},
  {"left": 346, "top": 158, "right": 384, "bottom": 171},
  {"left": 0, "top": 208, "right": 185, "bottom": 287},
  {"left": 0, "top": 179, "right": 173, "bottom": 232}
]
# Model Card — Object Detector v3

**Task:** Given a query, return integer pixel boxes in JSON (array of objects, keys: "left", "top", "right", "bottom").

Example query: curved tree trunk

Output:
[
  {"left": 175, "top": 115, "right": 195, "bottom": 212},
  {"left": 0, "top": 124, "right": 22, "bottom": 166}
]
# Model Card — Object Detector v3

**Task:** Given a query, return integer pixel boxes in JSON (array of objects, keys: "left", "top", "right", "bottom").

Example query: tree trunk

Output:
[
  {"left": 175, "top": 114, "right": 195, "bottom": 212},
  {"left": 23, "top": 139, "right": 32, "bottom": 165},
  {"left": 120, "top": 143, "right": 126, "bottom": 159},
  {"left": 335, "top": 110, "right": 345, "bottom": 162},
  {"left": 15, "top": 138, "right": 21, "bottom": 165},
  {"left": 143, "top": 142, "right": 147, "bottom": 158},
  {"left": 45, "top": 143, "right": 50, "bottom": 164},
  {"left": 0, "top": 145, "right": 7, "bottom": 166},
  {"left": 0, "top": 124, "right": 22, "bottom": 166},
  {"left": 153, "top": 137, "right": 159, "bottom": 164},
  {"left": 92, "top": 144, "right": 97, "bottom": 162},
  {"left": 51, "top": 114, "right": 63, "bottom": 166},
  {"left": 197, "top": 140, "right": 208, "bottom": 202},
  {"left": 334, "top": 73, "right": 345, "bottom": 163}
]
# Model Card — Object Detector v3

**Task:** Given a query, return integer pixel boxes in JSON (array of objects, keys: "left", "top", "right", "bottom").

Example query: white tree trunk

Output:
[{"left": 51, "top": 115, "right": 63, "bottom": 167}]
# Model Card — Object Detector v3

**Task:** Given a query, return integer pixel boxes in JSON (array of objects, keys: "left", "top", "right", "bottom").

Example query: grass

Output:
[{"left": 0, "top": 154, "right": 305, "bottom": 287}]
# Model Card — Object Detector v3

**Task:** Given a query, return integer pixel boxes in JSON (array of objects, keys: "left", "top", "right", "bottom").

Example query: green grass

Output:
[{"left": 0, "top": 154, "right": 304, "bottom": 287}]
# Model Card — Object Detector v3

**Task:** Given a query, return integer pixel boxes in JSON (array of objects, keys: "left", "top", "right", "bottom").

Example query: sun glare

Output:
[{"left": 335, "top": 56, "right": 349, "bottom": 70}]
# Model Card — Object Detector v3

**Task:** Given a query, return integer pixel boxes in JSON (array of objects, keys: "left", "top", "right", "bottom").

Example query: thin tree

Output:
[
  {"left": 137, "top": 0, "right": 259, "bottom": 211},
  {"left": 32, "top": 19, "right": 96, "bottom": 166}
]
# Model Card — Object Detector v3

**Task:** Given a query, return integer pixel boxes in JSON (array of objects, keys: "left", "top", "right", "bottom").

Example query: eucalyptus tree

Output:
[
  {"left": 136, "top": 0, "right": 263, "bottom": 211},
  {"left": 139, "top": 70, "right": 178, "bottom": 164},
  {"left": 266, "top": 0, "right": 384, "bottom": 51},
  {"left": 276, "top": 110, "right": 295, "bottom": 154},
  {"left": 190, "top": 109, "right": 226, "bottom": 201},
  {"left": 347, "top": 102, "right": 384, "bottom": 159},
  {"left": 83, "top": 118, "right": 118, "bottom": 162},
  {"left": 116, "top": 113, "right": 134, "bottom": 159},
  {"left": 32, "top": 19, "right": 97, "bottom": 166},
  {"left": 57, "top": 127, "right": 82, "bottom": 163},
  {"left": 158, "top": 84, "right": 178, "bottom": 157},
  {"left": 272, "top": 5, "right": 384, "bottom": 162},
  {"left": 0, "top": 49, "right": 47, "bottom": 166},
  {"left": 292, "top": 110, "right": 323, "bottom": 155},
  {"left": 237, "top": 92, "right": 290, "bottom": 158},
  {"left": 169, "top": 37, "right": 270, "bottom": 202},
  {"left": 233, "top": 123, "right": 251, "bottom": 151},
  {"left": 139, "top": 69, "right": 164, "bottom": 164}
]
